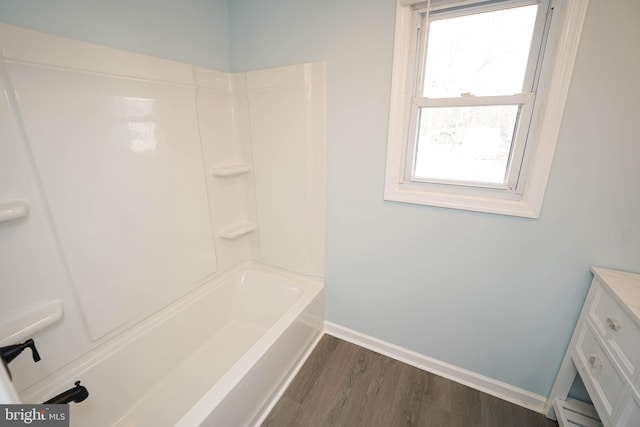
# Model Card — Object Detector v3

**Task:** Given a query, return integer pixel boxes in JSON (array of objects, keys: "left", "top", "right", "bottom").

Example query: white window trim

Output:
[{"left": 384, "top": 0, "right": 589, "bottom": 218}]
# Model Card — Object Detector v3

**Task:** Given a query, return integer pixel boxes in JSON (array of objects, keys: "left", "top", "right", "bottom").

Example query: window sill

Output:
[{"left": 384, "top": 184, "right": 540, "bottom": 218}]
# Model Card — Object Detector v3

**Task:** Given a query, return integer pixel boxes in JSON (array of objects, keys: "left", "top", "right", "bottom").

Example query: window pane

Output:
[
  {"left": 422, "top": 5, "right": 538, "bottom": 97},
  {"left": 413, "top": 105, "right": 519, "bottom": 184}
]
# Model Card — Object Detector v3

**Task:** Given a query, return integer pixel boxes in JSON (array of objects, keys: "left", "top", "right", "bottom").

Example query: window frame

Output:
[
  {"left": 384, "top": 0, "right": 589, "bottom": 218},
  {"left": 406, "top": 1, "right": 547, "bottom": 192}
]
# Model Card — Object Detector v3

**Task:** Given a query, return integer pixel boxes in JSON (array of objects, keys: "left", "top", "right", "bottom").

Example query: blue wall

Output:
[
  {"left": 230, "top": 0, "right": 640, "bottom": 397},
  {"left": 1, "top": 0, "right": 639, "bottom": 398},
  {"left": 0, "top": 0, "right": 230, "bottom": 70}
]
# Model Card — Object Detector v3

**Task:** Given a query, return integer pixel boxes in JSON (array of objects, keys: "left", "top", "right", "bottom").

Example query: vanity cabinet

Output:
[{"left": 548, "top": 268, "right": 640, "bottom": 427}]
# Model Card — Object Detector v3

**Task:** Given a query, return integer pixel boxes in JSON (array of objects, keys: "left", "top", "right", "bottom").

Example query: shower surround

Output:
[{"left": 0, "top": 23, "right": 325, "bottom": 425}]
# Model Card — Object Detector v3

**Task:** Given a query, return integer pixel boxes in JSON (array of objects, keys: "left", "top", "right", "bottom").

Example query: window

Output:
[{"left": 384, "top": 0, "right": 589, "bottom": 217}]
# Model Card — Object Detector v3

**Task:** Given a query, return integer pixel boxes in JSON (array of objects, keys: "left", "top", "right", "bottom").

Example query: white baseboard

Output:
[{"left": 324, "top": 321, "right": 549, "bottom": 414}]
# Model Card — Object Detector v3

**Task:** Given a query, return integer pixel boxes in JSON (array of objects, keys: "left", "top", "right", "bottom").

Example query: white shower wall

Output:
[
  {"left": 247, "top": 66, "right": 326, "bottom": 277},
  {"left": 0, "top": 24, "right": 325, "bottom": 393}
]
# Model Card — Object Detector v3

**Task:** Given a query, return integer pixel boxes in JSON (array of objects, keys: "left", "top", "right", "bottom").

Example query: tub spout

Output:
[{"left": 43, "top": 381, "right": 89, "bottom": 405}]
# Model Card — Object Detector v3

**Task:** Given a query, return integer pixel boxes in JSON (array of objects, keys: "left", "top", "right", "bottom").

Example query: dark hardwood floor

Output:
[{"left": 262, "top": 335, "right": 558, "bottom": 427}]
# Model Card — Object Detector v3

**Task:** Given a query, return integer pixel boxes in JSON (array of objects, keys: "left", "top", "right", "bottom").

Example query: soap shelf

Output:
[
  {"left": 209, "top": 164, "right": 252, "bottom": 178},
  {"left": 0, "top": 300, "right": 64, "bottom": 347},
  {"left": 0, "top": 199, "right": 30, "bottom": 224},
  {"left": 219, "top": 222, "right": 257, "bottom": 240}
]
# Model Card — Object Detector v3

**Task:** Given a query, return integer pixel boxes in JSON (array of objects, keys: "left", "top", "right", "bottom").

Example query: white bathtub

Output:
[{"left": 22, "top": 262, "right": 324, "bottom": 426}]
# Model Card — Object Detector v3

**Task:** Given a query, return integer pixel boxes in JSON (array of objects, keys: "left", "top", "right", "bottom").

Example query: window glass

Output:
[
  {"left": 422, "top": 5, "right": 539, "bottom": 98},
  {"left": 413, "top": 105, "right": 519, "bottom": 184}
]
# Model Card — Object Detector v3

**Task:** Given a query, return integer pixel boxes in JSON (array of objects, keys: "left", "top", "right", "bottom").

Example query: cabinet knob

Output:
[
  {"left": 588, "top": 354, "right": 603, "bottom": 372},
  {"left": 606, "top": 317, "right": 621, "bottom": 332}
]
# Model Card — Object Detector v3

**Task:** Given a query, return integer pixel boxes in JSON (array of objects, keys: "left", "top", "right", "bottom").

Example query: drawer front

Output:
[
  {"left": 574, "top": 322, "right": 627, "bottom": 422},
  {"left": 615, "top": 387, "right": 640, "bottom": 427},
  {"left": 588, "top": 279, "right": 640, "bottom": 379}
]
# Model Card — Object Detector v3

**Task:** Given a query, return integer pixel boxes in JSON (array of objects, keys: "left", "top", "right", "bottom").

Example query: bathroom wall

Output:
[
  {"left": 229, "top": 0, "right": 640, "bottom": 398},
  {"left": 0, "top": 24, "right": 325, "bottom": 394},
  {"left": 1, "top": 0, "right": 638, "bottom": 404},
  {"left": 0, "top": 0, "right": 230, "bottom": 70}
]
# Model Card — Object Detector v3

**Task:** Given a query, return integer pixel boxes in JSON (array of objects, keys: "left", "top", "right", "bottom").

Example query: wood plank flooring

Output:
[{"left": 262, "top": 335, "right": 558, "bottom": 427}]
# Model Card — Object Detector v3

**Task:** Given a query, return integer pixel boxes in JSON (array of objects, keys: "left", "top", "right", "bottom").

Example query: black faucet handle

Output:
[
  {"left": 0, "top": 338, "right": 41, "bottom": 364},
  {"left": 23, "top": 339, "right": 41, "bottom": 362},
  {"left": 0, "top": 338, "right": 41, "bottom": 381}
]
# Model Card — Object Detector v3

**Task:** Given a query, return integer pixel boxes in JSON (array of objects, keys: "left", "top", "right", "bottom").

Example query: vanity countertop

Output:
[{"left": 592, "top": 267, "right": 640, "bottom": 322}]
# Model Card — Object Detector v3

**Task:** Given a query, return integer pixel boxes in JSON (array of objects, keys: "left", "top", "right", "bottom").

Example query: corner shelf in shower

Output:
[
  {"left": 0, "top": 300, "right": 64, "bottom": 346},
  {"left": 209, "top": 164, "right": 252, "bottom": 178},
  {"left": 218, "top": 222, "right": 257, "bottom": 240},
  {"left": 0, "top": 199, "right": 30, "bottom": 224}
]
